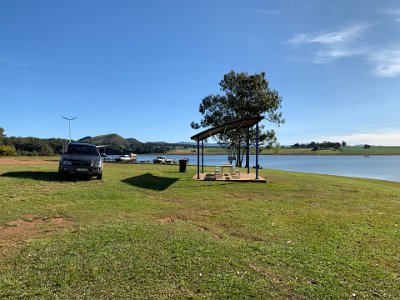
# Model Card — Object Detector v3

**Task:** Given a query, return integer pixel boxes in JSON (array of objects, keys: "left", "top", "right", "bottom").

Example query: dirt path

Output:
[
  {"left": 0, "top": 158, "right": 57, "bottom": 165},
  {"left": 0, "top": 215, "right": 73, "bottom": 258}
]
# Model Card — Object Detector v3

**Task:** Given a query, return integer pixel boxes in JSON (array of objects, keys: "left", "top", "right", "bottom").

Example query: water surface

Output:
[{"left": 111, "top": 154, "right": 400, "bottom": 182}]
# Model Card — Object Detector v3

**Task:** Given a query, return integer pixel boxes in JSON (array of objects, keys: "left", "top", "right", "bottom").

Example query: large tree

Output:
[{"left": 191, "top": 71, "right": 284, "bottom": 167}]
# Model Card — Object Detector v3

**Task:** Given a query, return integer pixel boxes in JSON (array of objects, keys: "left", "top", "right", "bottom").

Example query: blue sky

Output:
[{"left": 1, "top": 0, "right": 400, "bottom": 145}]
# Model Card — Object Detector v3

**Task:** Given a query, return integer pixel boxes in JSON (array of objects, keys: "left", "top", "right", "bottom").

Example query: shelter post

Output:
[
  {"left": 256, "top": 122, "right": 259, "bottom": 180},
  {"left": 246, "top": 127, "right": 250, "bottom": 174},
  {"left": 201, "top": 140, "right": 204, "bottom": 173},
  {"left": 197, "top": 138, "right": 200, "bottom": 179}
]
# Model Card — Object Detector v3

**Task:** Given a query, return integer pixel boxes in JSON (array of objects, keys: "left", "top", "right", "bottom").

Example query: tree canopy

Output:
[
  {"left": 0, "top": 127, "right": 17, "bottom": 156},
  {"left": 191, "top": 71, "right": 284, "bottom": 166},
  {"left": 0, "top": 127, "right": 4, "bottom": 145},
  {"left": 291, "top": 141, "right": 341, "bottom": 151}
]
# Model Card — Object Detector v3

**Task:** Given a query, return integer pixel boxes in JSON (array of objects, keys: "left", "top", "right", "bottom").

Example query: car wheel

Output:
[{"left": 97, "top": 174, "right": 103, "bottom": 180}]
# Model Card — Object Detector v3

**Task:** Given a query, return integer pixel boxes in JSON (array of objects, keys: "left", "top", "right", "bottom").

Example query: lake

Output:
[{"left": 127, "top": 154, "right": 400, "bottom": 182}]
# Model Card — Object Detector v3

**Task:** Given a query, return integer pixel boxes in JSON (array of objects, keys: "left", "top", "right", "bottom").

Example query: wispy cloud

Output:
[
  {"left": 379, "top": 8, "right": 400, "bottom": 23},
  {"left": 287, "top": 23, "right": 371, "bottom": 63},
  {"left": 257, "top": 9, "right": 280, "bottom": 15},
  {"left": 305, "top": 0, "right": 333, "bottom": 9},
  {"left": 287, "top": 23, "right": 373, "bottom": 64},
  {"left": 312, "top": 48, "right": 366, "bottom": 64},
  {"left": 317, "top": 129, "right": 400, "bottom": 146},
  {"left": 287, "top": 22, "right": 400, "bottom": 77},
  {"left": 287, "top": 23, "right": 371, "bottom": 45},
  {"left": 368, "top": 48, "right": 400, "bottom": 77},
  {"left": 2, "top": 58, "right": 29, "bottom": 68},
  {"left": 379, "top": 9, "right": 400, "bottom": 15}
]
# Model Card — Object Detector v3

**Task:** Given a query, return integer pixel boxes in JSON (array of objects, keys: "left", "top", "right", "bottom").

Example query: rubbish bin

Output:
[{"left": 179, "top": 159, "right": 189, "bottom": 173}]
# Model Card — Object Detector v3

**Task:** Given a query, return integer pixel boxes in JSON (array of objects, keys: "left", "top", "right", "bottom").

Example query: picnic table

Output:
[{"left": 220, "top": 163, "right": 233, "bottom": 175}]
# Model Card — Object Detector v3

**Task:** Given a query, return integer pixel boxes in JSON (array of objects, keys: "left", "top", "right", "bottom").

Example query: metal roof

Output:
[{"left": 190, "top": 116, "right": 264, "bottom": 141}]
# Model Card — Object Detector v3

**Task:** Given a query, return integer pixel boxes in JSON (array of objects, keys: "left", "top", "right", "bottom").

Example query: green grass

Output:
[
  {"left": 0, "top": 161, "right": 399, "bottom": 299},
  {"left": 341, "top": 146, "right": 400, "bottom": 155}
]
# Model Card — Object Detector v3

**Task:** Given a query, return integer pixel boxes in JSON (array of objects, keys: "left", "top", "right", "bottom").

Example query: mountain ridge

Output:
[{"left": 77, "top": 133, "right": 197, "bottom": 154}]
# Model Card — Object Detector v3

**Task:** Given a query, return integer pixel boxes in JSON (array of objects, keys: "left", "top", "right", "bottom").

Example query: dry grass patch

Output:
[
  {"left": 0, "top": 159, "right": 57, "bottom": 165},
  {"left": 0, "top": 214, "right": 74, "bottom": 258},
  {"left": 157, "top": 216, "right": 175, "bottom": 223}
]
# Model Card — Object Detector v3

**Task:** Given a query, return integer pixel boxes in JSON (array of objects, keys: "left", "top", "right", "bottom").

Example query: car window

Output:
[{"left": 67, "top": 145, "right": 99, "bottom": 155}]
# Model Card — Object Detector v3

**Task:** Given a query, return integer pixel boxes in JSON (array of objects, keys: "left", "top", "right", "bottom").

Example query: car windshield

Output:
[{"left": 67, "top": 145, "right": 99, "bottom": 156}]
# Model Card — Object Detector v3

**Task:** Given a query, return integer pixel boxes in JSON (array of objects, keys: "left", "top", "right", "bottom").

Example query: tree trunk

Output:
[
  {"left": 245, "top": 128, "right": 249, "bottom": 168},
  {"left": 236, "top": 144, "right": 242, "bottom": 167}
]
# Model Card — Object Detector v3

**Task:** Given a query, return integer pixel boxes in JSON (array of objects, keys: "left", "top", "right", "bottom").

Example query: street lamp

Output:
[{"left": 62, "top": 116, "right": 77, "bottom": 143}]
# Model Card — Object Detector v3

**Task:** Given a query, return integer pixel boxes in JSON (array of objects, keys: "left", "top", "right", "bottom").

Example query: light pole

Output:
[{"left": 62, "top": 116, "right": 77, "bottom": 143}]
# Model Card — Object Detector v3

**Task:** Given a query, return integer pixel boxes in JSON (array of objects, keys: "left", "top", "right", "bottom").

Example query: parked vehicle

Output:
[
  {"left": 58, "top": 142, "right": 103, "bottom": 179},
  {"left": 115, "top": 154, "right": 137, "bottom": 163},
  {"left": 165, "top": 158, "right": 176, "bottom": 164},
  {"left": 115, "top": 155, "right": 129, "bottom": 162},
  {"left": 152, "top": 156, "right": 178, "bottom": 164},
  {"left": 153, "top": 156, "right": 166, "bottom": 164}
]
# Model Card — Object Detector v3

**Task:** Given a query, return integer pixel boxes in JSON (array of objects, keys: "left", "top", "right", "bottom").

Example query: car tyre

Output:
[{"left": 97, "top": 174, "right": 103, "bottom": 180}]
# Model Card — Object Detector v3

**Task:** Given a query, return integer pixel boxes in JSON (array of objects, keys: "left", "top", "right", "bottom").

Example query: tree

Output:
[
  {"left": 0, "top": 145, "right": 16, "bottom": 156},
  {"left": 0, "top": 127, "right": 4, "bottom": 145},
  {"left": 341, "top": 141, "right": 347, "bottom": 147},
  {"left": 292, "top": 143, "right": 300, "bottom": 149},
  {"left": 364, "top": 144, "right": 371, "bottom": 149},
  {"left": 191, "top": 71, "right": 284, "bottom": 167}
]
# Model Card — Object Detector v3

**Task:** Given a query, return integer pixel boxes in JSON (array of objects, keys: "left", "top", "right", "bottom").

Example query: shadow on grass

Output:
[
  {"left": 170, "top": 183, "right": 231, "bottom": 188},
  {"left": 122, "top": 173, "right": 179, "bottom": 191},
  {"left": 1, "top": 171, "right": 92, "bottom": 182}
]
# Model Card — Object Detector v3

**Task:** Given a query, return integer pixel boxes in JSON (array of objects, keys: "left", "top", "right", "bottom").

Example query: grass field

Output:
[
  {"left": 0, "top": 159, "right": 399, "bottom": 298},
  {"left": 341, "top": 146, "right": 400, "bottom": 155}
]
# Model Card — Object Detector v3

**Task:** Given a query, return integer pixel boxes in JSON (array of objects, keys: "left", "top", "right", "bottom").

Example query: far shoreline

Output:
[
  {"left": 163, "top": 146, "right": 400, "bottom": 156},
  {"left": 162, "top": 152, "right": 400, "bottom": 156}
]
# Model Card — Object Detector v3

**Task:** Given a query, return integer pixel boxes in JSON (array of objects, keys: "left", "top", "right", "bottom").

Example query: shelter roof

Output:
[{"left": 190, "top": 116, "right": 264, "bottom": 141}]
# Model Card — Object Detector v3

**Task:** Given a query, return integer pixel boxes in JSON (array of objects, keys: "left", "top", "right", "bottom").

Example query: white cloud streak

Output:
[
  {"left": 287, "top": 23, "right": 370, "bottom": 45},
  {"left": 287, "top": 23, "right": 371, "bottom": 64},
  {"left": 2, "top": 58, "right": 29, "bottom": 68},
  {"left": 312, "top": 48, "right": 366, "bottom": 64},
  {"left": 379, "top": 9, "right": 400, "bottom": 15},
  {"left": 379, "top": 8, "right": 400, "bottom": 23},
  {"left": 368, "top": 48, "right": 400, "bottom": 77},
  {"left": 257, "top": 9, "right": 280, "bottom": 15},
  {"left": 287, "top": 23, "right": 400, "bottom": 77},
  {"left": 317, "top": 129, "right": 400, "bottom": 146}
]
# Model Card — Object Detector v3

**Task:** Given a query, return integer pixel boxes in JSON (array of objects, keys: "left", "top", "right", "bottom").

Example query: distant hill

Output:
[
  {"left": 177, "top": 141, "right": 196, "bottom": 145},
  {"left": 77, "top": 133, "right": 200, "bottom": 155},
  {"left": 126, "top": 137, "right": 142, "bottom": 144},
  {"left": 79, "top": 134, "right": 130, "bottom": 148},
  {"left": 177, "top": 141, "right": 219, "bottom": 147}
]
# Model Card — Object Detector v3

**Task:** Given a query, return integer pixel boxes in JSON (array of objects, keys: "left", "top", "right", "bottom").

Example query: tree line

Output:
[
  {"left": 95, "top": 142, "right": 188, "bottom": 155},
  {"left": 0, "top": 128, "right": 69, "bottom": 156},
  {"left": 290, "top": 141, "right": 346, "bottom": 151},
  {"left": 0, "top": 127, "right": 193, "bottom": 156}
]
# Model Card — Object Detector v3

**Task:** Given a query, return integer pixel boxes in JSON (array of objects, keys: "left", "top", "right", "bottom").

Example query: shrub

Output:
[{"left": 0, "top": 145, "right": 17, "bottom": 156}]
